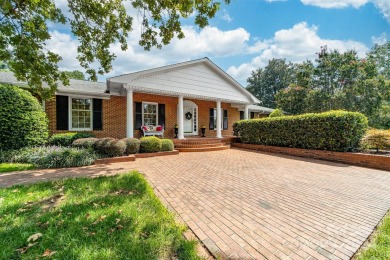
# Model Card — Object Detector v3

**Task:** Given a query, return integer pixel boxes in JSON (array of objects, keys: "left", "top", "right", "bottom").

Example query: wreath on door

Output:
[{"left": 185, "top": 112, "right": 193, "bottom": 120}]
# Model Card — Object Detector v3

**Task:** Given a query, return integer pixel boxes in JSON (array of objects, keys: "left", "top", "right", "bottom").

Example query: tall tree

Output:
[
  {"left": 0, "top": 0, "right": 230, "bottom": 98},
  {"left": 246, "top": 58, "right": 296, "bottom": 108},
  {"left": 368, "top": 41, "right": 390, "bottom": 79},
  {"left": 63, "top": 70, "right": 85, "bottom": 80}
]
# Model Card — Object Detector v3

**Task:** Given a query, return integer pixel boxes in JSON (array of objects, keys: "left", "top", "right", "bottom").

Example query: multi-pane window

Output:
[
  {"left": 143, "top": 103, "right": 158, "bottom": 126},
  {"left": 70, "top": 98, "right": 92, "bottom": 130}
]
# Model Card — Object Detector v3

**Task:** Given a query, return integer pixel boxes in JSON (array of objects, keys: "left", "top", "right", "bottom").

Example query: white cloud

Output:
[
  {"left": 301, "top": 0, "right": 367, "bottom": 8},
  {"left": 227, "top": 22, "right": 369, "bottom": 83},
  {"left": 372, "top": 32, "right": 388, "bottom": 45},
  {"left": 300, "top": 0, "right": 390, "bottom": 22},
  {"left": 220, "top": 9, "right": 233, "bottom": 22}
]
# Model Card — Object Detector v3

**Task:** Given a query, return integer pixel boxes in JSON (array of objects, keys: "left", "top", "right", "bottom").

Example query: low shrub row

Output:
[
  {"left": 71, "top": 136, "right": 174, "bottom": 157},
  {"left": 233, "top": 110, "right": 368, "bottom": 152},
  {"left": 4, "top": 146, "right": 97, "bottom": 168},
  {"left": 361, "top": 129, "right": 390, "bottom": 152},
  {"left": 48, "top": 132, "right": 95, "bottom": 146}
]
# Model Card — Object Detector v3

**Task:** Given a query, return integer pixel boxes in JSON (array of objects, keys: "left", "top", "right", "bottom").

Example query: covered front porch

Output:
[{"left": 107, "top": 58, "right": 260, "bottom": 140}]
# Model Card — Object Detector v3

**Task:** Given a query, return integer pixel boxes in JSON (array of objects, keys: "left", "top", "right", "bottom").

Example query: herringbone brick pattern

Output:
[{"left": 1, "top": 149, "right": 390, "bottom": 259}]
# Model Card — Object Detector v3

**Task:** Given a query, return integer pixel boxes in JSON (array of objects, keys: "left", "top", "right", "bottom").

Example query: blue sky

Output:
[{"left": 49, "top": 0, "right": 390, "bottom": 85}]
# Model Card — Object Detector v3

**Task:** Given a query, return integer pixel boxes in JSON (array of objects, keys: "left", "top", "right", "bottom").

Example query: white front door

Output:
[{"left": 183, "top": 107, "right": 197, "bottom": 135}]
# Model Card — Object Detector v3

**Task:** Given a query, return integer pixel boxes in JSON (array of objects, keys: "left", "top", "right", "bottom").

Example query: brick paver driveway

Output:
[{"left": 1, "top": 148, "right": 390, "bottom": 259}]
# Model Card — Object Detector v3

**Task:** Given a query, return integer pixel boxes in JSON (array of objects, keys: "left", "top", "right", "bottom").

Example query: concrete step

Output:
[
  {"left": 177, "top": 145, "right": 230, "bottom": 152},
  {"left": 174, "top": 142, "right": 226, "bottom": 148}
]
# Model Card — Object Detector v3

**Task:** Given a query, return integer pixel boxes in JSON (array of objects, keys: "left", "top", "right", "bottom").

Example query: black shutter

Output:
[
  {"left": 135, "top": 102, "right": 142, "bottom": 130},
  {"left": 158, "top": 104, "right": 165, "bottom": 129},
  {"left": 250, "top": 112, "right": 255, "bottom": 119},
  {"left": 56, "top": 95, "right": 68, "bottom": 130},
  {"left": 93, "top": 99, "right": 103, "bottom": 130},
  {"left": 209, "top": 108, "right": 214, "bottom": 130},
  {"left": 240, "top": 111, "right": 244, "bottom": 120},
  {"left": 223, "top": 110, "right": 228, "bottom": 130}
]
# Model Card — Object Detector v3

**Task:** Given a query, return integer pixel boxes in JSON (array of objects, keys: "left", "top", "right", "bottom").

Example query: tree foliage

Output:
[
  {"left": 63, "top": 70, "right": 85, "bottom": 80},
  {"left": 0, "top": 0, "right": 230, "bottom": 98},
  {"left": 246, "top": 43, "right": 390, "bottom": 128},
  {"left": 246, "top": 58, "right": 296, "bottom": 108}
]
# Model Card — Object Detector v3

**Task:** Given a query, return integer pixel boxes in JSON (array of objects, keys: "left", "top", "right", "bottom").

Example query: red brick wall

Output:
[
  {"left": 46, "top": 93, "right": 240, "bottom": 139},
  {"left": 232, "top": 143, "right": 390, "bottom": 172}
]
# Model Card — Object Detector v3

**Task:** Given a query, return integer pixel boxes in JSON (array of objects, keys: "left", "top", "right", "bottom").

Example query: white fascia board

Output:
[{"left": 56, "top": 90, "right": 111, "bottom": 99}]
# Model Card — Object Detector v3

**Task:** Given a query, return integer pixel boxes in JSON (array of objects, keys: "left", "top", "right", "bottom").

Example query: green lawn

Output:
[
  {"left": 0, "top": 163, "right": 34, "bottom": 173},
  {"left": 0, "top": 171, "right": 201, "bottom": 259},
  {"left": 357, "top": 211, "right": 390, "bottom": 259}
]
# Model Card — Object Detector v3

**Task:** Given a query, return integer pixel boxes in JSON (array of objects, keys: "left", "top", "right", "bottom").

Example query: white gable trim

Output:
[
  {"left": 125, "top": 85, "right": 250, "bottom": 104},
  {"left": 109, "top": 58, "right": 260, "bottom": 104}
]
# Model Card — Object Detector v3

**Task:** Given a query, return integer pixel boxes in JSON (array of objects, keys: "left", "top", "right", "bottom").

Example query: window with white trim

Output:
[
  {"left": 70, "top": 98, "right": 92, "bottom": 130},
  {"left": 142, "top": 102, "right": 158, "bottom": 126}
]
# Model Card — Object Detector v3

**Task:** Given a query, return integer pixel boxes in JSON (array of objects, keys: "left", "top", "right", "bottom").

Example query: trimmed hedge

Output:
[
  {"left": 48, "top": 132, "right": 95, "bottom": 146},
  {"left": 94, "top": 138, "right": 126, "bottom": 157},
  {"left": 0, "top": 85, "right": 48, "bottom": 150},
  {"left": 233, "top": 110, "right": 368, "bottom": 152},
  {"left": 121, "top": 138, "right": 141, "bottom": 154},
  {"left": 161, "top": 139, "right": 174, "bottom": 151},
  {"left": 72, "top": 138, "right": 99, "bottom": 149},
  {"left": 269, "top": 108, "right": 285, "bottom": 118},
  {"left": 361, "top": 129, "right": 390, "bottom": 152},
  {"left": 140, "top": 137, "right": 162, "bottom": 153}
]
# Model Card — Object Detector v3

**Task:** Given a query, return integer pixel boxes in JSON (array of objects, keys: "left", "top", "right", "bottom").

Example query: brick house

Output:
[{"left": 0, "top": 58, "right": 273, "bottom": 139}]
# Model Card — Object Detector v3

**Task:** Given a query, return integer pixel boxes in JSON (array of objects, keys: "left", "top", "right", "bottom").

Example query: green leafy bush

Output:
[
  {"left": 94, "top": 138, "right": 126, "bottom": 157},
  {"left": 0, "top": 84, "right": 48, "bottom": 150},
  {"left": 361, "top": 129, "right": 390, "bottom": 152},
  {"left": 121, "top": 138, "right": 141, "bottom": 154},
  {"left": 233, "top": 110, "right": 368, "bottom": 152},
  {"left": 140, "top": 136, "right": 162, "bottom": 153},
  {"left": 269, "top": 108, "right": 285, "bottom": 118},
  {"left": 11, "top": 146, "right": 97, "bottom": 168},
  {"left": 161, "top": 139, "right": 174, "bottom": 151},
  {"left": 72, "top": 138, "right": 99, "bottom": 149},
  {"left": 48, "top": 132, "right": 95, "bottom": 146}
]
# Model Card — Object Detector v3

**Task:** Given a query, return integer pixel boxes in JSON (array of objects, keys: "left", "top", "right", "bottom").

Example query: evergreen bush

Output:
[{"left": 140, "top": 136, "right": 162, "bottom": 153}]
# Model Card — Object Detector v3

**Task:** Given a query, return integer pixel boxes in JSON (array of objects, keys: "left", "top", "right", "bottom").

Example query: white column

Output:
[
  {"left": 126, "top": 88, "right": 134, "bottom": 138},
  {"left": 216, "top": 100, "right": 222, "bottom": 138},
  {"left": 244, "top": 104, "right": 249, "bottom": 120},
  {"left": 178, "top": 95, "right": 185, "bottom": 139}
]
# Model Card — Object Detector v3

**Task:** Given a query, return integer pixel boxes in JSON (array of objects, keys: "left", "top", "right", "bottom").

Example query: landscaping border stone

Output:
[
  {"left": 94, "top": 150, "right": 179, "bottom": 164},
  {"left": 232, "top": 143, "right": 390, "bottom": 172}
]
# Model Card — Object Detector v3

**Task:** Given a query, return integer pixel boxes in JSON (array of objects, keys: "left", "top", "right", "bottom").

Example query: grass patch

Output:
[
  {"left": 0, "top": 163, "right": 34, "bottom": 173},
  {"left": 0, "top": 171, "right": 201, "bottom": 259},
  {"left": 357, "top": 210, "right": 390, "bottom": 259}
]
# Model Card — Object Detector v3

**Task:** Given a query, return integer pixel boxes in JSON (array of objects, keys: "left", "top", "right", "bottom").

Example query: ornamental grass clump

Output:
[
  {"left": 11, "top": 146, "right": 97, "bottom": 168},
  {"left": 140, "top": 136, "right": 162, "bottom": 153},
  {"left": 361, "top": 129, "right": 390, "bottom": 152},
  {"left": 233, "top": 110, "right": 368, "bottom": 152},
  {"left": 161, "top": 139, "right": 174, "bottom": 151},
  {"left": 121, "top": 138, "right": 141, "bottom": 154}
]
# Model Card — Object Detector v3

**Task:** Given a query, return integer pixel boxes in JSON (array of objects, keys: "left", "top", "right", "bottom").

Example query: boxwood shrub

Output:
[
  {"left": 0, "top": 85, "right": 48, "bottom": 150},
  {"left": 121, "top": 138, "right": 141, "bottom": 154},
  {"left": 72, "top": 138, "right": 99, "bottom": 149},
  {"left": 140, "top": 136, "right": 162, "bottom": 153},
  {"left": 233, "top": 110, "right": 368, "bottom": 152},
  {"left": 161, "top": 139, "right": 174, "bottom": 151},
  {"left": 94, "top": 138, "right": 126, "bottom": 157},
  {"left": 48, "top": 132, "right": 95, "bottom": 146}
]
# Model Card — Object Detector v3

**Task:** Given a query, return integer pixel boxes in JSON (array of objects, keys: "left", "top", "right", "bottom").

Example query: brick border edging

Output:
[
  {"left": 232, "top": 143, "right": 390, "bottom": 172},
  {"left": 94, "top": 150, "right": 179, "bottom": 164}
]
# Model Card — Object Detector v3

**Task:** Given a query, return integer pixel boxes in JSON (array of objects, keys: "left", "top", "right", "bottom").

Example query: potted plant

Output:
[
  {"left": 174, "top": 124, "right": 178, "bottom": 138},
  {"left": 201, "top": 125, "right": 206, "bottom": 137}
]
